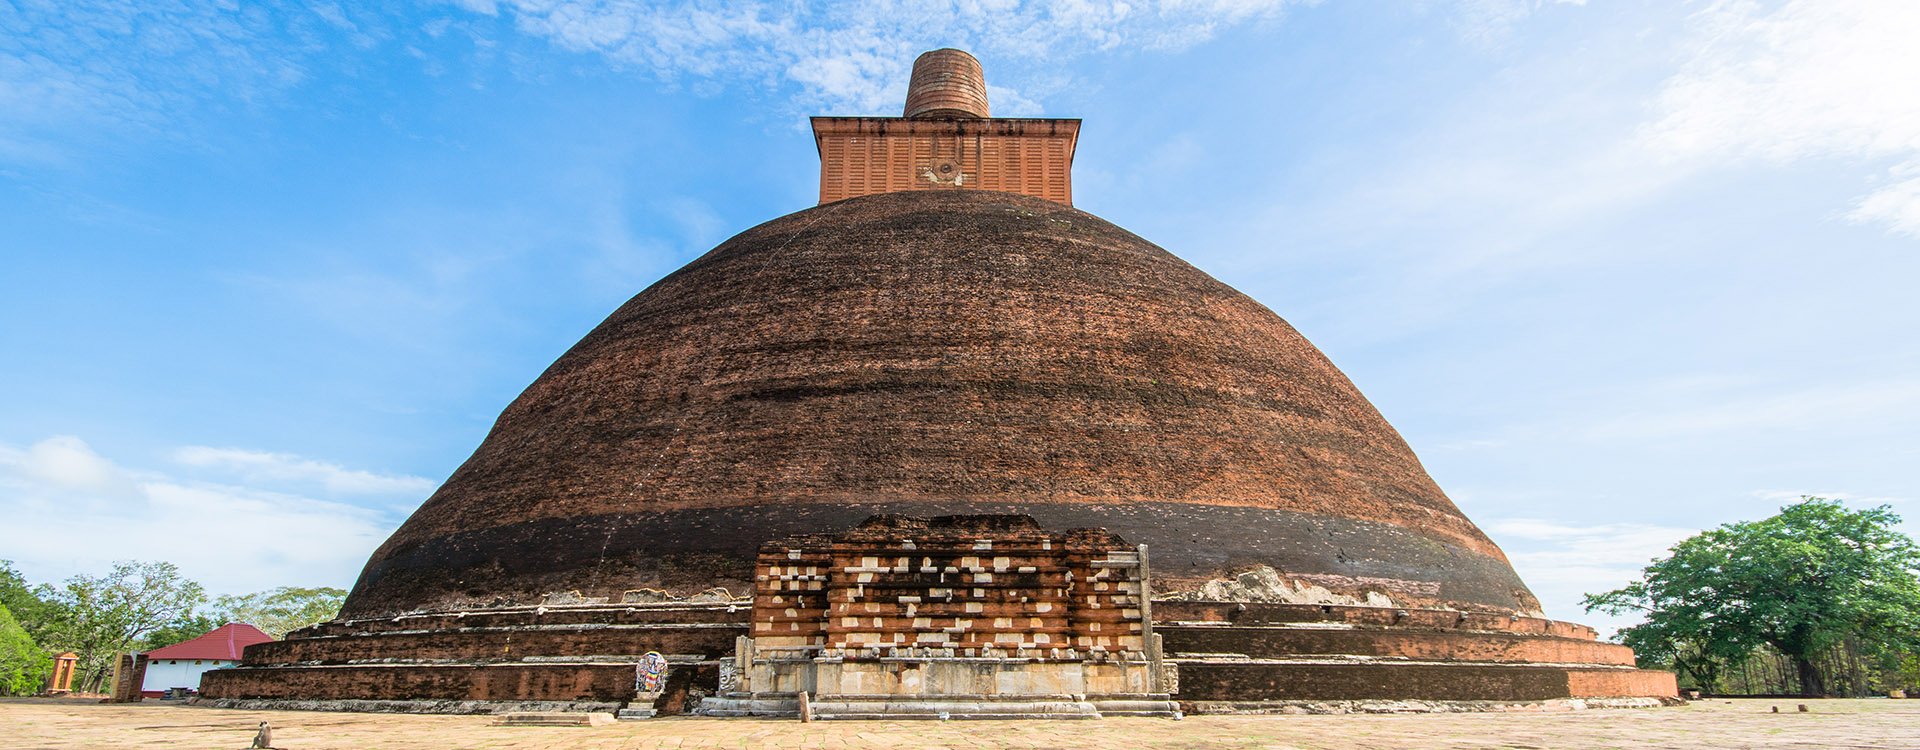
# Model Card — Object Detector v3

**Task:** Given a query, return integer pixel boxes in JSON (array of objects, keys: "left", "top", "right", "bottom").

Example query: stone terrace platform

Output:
[
  {"left": 202, "top": 594, "right": 1671, "bottom": 713},
  {"left": 1154, "top": 601, "right": 1673, "bottom": 707},
  {"left": 201, "top": 601, "right": 749, "bottom": 713}
]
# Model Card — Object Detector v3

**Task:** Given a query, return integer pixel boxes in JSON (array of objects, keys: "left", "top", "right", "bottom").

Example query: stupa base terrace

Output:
[
  {"left": 197, "top": 599, "right": 1675, "bottom": 715},
  {"left": 200, "top": 517, "right": 1674, "bottom": 717}
]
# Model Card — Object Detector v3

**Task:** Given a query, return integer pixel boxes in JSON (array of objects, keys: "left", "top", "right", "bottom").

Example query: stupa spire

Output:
[
  {"left": 903, "top": 48, "right": 990, "bottom": 119},
  {"left": 813, "top": 48, "right": 1080, "bottom": 205}
]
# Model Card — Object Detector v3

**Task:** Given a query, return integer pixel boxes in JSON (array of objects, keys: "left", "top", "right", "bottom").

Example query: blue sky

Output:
[{"left": 3, "top": 0, "right": 1917, "bottom": 632}]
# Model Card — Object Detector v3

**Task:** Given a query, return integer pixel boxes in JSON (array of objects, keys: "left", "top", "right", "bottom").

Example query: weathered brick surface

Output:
[
  {"left": 1565, "top": 668, "right": 1680, "bottom": 698},
  {"left": 241, "top": 625, "right": 742, "bottom": 665},
  {"left": 903, "top": 49, "right": 990, "bottom": 119},
  {"left": 344, "top": 190, "right": 1537, "bottom": 619},
  {"left": 816, "top": 48, "right": 1076, "bottom": 206},
  {"left": 1175, "top": 663, "right": 1674, "bottom": 702},
  {"left": 1160, "top": 626, "right": 1637, "bottom": 666},
  {"left": 753, "top": 515, "right": 1145, "bottom": 657},
  {"left": 1154, "top": 601, "right": 1597, "bottom": 639},
  {"left": 202, "top": 663, "right": 714, "bottom": 703},
  {"left": 297, "top": 604, "right": 748, "bottom": 638},
  {"left": 813, "top": 117, "right": 1079, "bottom": 205}
]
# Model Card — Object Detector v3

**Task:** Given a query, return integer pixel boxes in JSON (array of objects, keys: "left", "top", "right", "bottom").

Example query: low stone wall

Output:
[
  {"left": 1174, "top": 662, "right": 1673, "bottom": 703},
  {"left": 204, "top": 662, "right": 710, "bottom": 703},
  {"left": 244, "top": 623, "right": 742, "bottom": 664},
  {"left": 295, "top": 602, "right": 748, "bottom": 637},
  {"left": 1154, "top": 599, "right": 1674, "bottom": 707},
  {"left": 1160, "top": 626, "right": 1637, "bottom": 666},
  {"left": 200, "top": 603, "right": 744, "bottom": 710},
  {"left": 1155, "top": 601, "right": 1596, "bottom": 639}
]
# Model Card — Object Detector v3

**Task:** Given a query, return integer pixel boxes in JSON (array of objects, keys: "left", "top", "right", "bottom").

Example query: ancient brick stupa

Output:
[{"left": 202, "top": 49, "right": 1674, "bottom": 715}]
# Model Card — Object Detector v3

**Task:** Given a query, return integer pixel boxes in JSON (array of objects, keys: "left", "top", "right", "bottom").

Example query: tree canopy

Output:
[
  {"left": 212, "top": 586, "right": 347, "bottom": 639},
  {"left": 45, "top": 561, "right": 207, "bottom": 693},
  {"left": 2, "top": 559, "right": 352, "bottom": 694},
  {"left": 0, "top": 602, "right": 50, "bottom": 695},
  {"left": 1586, "top": 498, "right": 1920, "bottom": 696}
]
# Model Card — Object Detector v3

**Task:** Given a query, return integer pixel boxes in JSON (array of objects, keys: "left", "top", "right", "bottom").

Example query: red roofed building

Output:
[{"left": 141, "top": 623, "right": 273, "bottom": 697}]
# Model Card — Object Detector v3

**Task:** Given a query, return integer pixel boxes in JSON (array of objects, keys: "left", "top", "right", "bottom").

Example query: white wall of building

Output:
[{"left": 141, "top": 658, "right": 237, "bottom": 693}]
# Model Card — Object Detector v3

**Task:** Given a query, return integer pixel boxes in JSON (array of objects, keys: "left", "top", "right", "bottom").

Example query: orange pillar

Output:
[{"left": 47, "top": 652, "right": 78, "bottom": 693}]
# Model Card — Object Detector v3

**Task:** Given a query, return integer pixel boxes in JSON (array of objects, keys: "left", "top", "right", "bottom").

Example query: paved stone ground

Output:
[{"left": 4, "top": 697, "right": 1915, "bottom": 749}]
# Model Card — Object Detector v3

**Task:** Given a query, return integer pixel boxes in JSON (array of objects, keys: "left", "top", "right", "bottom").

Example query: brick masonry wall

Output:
[
  {"left": 752, "top": 515, "right": 1145, "bottom": 659},
  {"left": 242, "top": 625, "right": 743, "bottom": 665},
  {"left": 813, "top": 118, "right": 1078, "bottom": 205},
  {"left": 1160, "top": 626, "right": 1636, "bottom": 666},
  {"left": 1176, "top": 663, "right": 1673, "bottom": 702}
]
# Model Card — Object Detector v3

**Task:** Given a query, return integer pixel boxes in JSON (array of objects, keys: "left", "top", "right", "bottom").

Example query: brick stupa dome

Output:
[
  {"left": 342, "top": 189, "right": 1539, "bottom": 618},
  {"left": 210, "top": 51, "right": 1674, "bottom": 713}
]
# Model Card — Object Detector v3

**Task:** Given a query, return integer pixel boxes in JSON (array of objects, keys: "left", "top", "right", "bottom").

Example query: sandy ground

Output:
[{"left": 4, "top": 696, "right": 1916, "bottom": 749}]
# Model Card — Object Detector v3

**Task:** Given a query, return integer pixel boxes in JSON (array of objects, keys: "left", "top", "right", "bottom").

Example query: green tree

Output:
[
  {"left": 0, "top": 561, "right": 59, "bottom": 641},
  {"left": 0, "top": 602, "right": 51, "bottom": 695},
  {"left": 43, "top": 561, "right": 206, "bottom": 693},
  {"left": 1586, "top": 498, "right": 1920, "bottom": 696},
  {"left": 210, "top": 586, "right": 346, "bottom": 639}
]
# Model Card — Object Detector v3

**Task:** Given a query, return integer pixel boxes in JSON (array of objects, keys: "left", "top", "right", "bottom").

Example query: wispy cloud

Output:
[
  {"left": 173, "top": 446, "right": 436, "bottom": 496},
  {"left": 4, "top": 0, "right": 1604, "bottom": 166},
  {"left": 456, "top": 0, "right": 1310, "bottom": 114},
  {"left": 0, "top": 1, "right": 320, "bottom": 159},
  {"left": 0, "top": 436, "right": 404, "bottom": 594},
  {"left": 1486, "top": 517, "right": 1694, "bottom": 630},
  {"left": 1644, "top": 0, "right": 1920, "bottom": 238}
]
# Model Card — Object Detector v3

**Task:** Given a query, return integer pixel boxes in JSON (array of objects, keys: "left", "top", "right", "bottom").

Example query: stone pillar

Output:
[
  {"left": 108, "top": 653, "right": 147, "bottom": 703},
  {"left": 46, "top": 652, "right": 78, "bottom": 694}
]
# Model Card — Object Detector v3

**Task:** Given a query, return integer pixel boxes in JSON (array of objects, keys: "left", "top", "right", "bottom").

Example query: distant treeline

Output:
[{"left": 0, "top": 560, "right": 344, "bottom": 695}]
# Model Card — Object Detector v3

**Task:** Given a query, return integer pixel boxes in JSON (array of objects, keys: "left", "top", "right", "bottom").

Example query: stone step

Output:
[
  {"left": 1089, "top": 699, "right": 1182, "bottom": 716},
  {"left": 698, "top": 695, "right": 1179, "bottom": 719},
  {"left": 491, "top": 712, "right": 616, "bottom": 726},
  {"left": 692, "top": 694, "right": 799, "bottom": 717},
  {"left": 818, "top": 711, "right": 1101, "bottom": 720}
]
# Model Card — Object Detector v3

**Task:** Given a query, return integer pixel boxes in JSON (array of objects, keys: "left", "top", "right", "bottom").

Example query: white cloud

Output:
[
  {"left": 1486, "top": 517, "right": 1695, "bottom": 631},
  {"left": 172, "top": 446, "right": 436, "bottom": 496},
  {"left": 0, "top": 435, "right": 137, "bottom": 495},
  {"left": 1645, "top": 0, "right": 1920, "bottom": 237},
  {"left": 1849, "top": 166, "right": 1920, "bottom": 237},
  {"left": 0, "top": 436, "right": 404, "bottom": 595},
  {"left": 472, "top": 0, "right": 1308, "bottom": 114}
]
